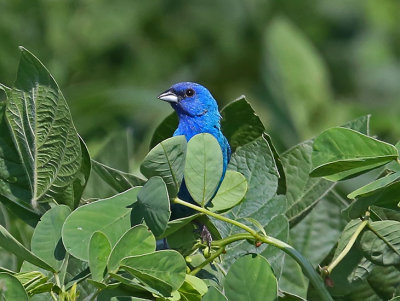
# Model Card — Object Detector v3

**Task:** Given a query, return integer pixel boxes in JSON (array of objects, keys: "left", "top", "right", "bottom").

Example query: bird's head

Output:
[{"left": 158, "top": 82, "right": 220, "bottom": 118}]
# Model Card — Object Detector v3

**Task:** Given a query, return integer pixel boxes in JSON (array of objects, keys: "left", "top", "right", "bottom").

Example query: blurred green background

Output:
[{"left": 1, "top": 0, "right": 400, "bottom": 167}]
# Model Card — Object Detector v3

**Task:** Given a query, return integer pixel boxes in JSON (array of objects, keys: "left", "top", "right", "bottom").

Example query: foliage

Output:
[{"left": 1, "top": 45, "right": 400, "bottom": 301}]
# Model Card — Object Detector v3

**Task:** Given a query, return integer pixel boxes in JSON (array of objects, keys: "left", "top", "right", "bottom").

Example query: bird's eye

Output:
[{"left": 185, "top": 88, "right": 195, "bottom": 97}]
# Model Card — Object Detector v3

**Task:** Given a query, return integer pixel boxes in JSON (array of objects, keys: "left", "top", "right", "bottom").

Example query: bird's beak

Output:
[{"left": 157, "top": 89, "right": 179, "bottom": 103}]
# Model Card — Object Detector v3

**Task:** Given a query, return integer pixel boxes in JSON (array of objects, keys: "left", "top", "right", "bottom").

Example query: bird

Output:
[{"left": 158, "top": 82, "right": 231, "bottom": 219}]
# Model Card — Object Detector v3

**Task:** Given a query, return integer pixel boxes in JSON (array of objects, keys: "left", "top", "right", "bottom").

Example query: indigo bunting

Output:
[{"left": 158, "top": 82, "right": 231, "bottom": 218}]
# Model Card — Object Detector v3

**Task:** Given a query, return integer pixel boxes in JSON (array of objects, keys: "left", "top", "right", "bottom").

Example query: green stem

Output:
[
  {"left": 173, "top": 198, "right": 260, "bottom": 238},
  {"left": 326, "top": 218, "right": 368, "bottom": 274},
  {"left": 190, "top": 247, "right": 225, "bottom": 276},
  {"left": 173, "top": 198, "right": 333, "bottom": 301}
]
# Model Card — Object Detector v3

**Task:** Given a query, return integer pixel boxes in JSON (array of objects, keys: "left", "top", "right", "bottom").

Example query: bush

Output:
[{"left": 0, "top": 48, "right": 399, "bottom": 301}]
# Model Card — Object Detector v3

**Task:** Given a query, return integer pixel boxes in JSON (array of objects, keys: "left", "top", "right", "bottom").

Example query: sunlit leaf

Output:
[
  {"left": 107, "top": 225, "right": 155, "bottom": 272},
  {"left": 207, "top": 170, "right": 247, "bottom": 212},
  {"left": 89, "top": 231, "right": 111, "bottom": 282},
  {"left": 224, "top": 254, "right": 277, "bottom": 301},
  {"left": 141, "top": 136, "right": 186, "bottom": 199},
  {"left": 311, "top": 127, "right": 398, "bottom": 180},
  {"left": 348, "top": 172, "right": 400, "bottom": 199},
  {"left": 121, "top": 250, "right": 186, "bottom": 295},
  {"left": 62, "top": 187, "right": 140, "bottom": 261},
  {"left": 184, "top": 134, "right": 223, "bottom": 206}
]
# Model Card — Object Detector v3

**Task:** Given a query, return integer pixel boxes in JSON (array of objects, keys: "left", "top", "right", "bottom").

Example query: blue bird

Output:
[{"left": 158, "top": 82, "right": 231, "bottom": 218}]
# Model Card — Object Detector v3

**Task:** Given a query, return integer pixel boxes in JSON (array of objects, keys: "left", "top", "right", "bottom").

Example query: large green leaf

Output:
[
  {"left": 141, "top": 136, "right": 186, "bottom": 199},
  {"left": 207, "top": 170, "right": 247, "bottom": 212},
  {"left": 347, "top": 172, "right": 400, "bottom": 199},
  {"left": 220, "top": 96, "right": 265, "bottom": 152},
  {"left": 131, "top": 177, "right": 170, "bottom": 237},
  {"left": 89, "top": 231, "right": 111, "bottom": 282},
  {"left": 62, "top": 187, "right": 140, "bottom": 261},
  {"left": 0, "top": 272, "right": 29, "bottom": 300},
  {"left": 360, "top": 221, "right": 400, "bottom": 266},
  {"left": 311, "top": 127, "right": 398, "bottom": 180},
  {"left": 107, "top": 225, "right": 156, "bottom": 272},
  {"left": 0, "top": 225, "right": 54, "bottom": 271},
  {"left": 202, "top": 287, "right": 227, "bottom": 301},
  {"left": 121, "top": 250, "right": 186, "bottom": 294},
  {"left": 227, "top": 136, "right": 279, "bottom": 215},
  {"left": 224, "top": 254, "right": 277, "bottom": 301},
  {"left": 4, "top": 47, "right": 84, "bottom": 208},
  {"left": 184, "top": 134, "right": 223, "bottom": 206},
  {"left": 282, "top": 115, "right": 370, "bottom": 225},
  {"left": 31, "top": 205, "right": 71, "bottom": 271}
]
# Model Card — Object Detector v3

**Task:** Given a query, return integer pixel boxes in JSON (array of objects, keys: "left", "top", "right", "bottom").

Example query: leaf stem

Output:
[
  {"left": 326, "top": 217, "right": 369, "bottom": 274},
  {"left": 173, "top": 198, "right": 260, "bottom": 238},
  {"left": 190, "top": 247, "right": 225, "bottom": 276},
  {"left": 173, "top": 198, "right": 333, "bottom": 301}
]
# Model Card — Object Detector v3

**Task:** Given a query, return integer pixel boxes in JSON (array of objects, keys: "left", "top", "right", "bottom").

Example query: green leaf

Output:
[
  {"left": 227, "top": 136, "right": 279, "bottom": 215},
  {"left": 157, "top": 213, "right": 200, "bottom": 239},
  {"left": 202, "top": 287, "right": 227, "bottom": 301},
  {"left": 121, "top": 250, "right": 186, "bottom": 293},
  {"left": 132, "top": 177, "right": 170, "bottom": 237},
  {"left": 282, "top": 140, "right": 335, "bottom": 226},
  {"left": 0, "top": 272, "right": 29, "bottom": 300},
  {"left": 0, "top": 92, "right": 35, "bottom": 216},
  {"left": 89, "top": 231, "right": 111, "bottom": 282},
  {"left": 62, "top": 187, "right": 140, "bottom": 261},
  {"left": 224, "top": 254, "right": 277, "bottom": 301},
  {"left": 31, "top": 205, "right": 71, "bottom": 271},
  {"left": 184, "top": 275, "right": 207, "bottom": 296},
  {"left": 166, "top": 221, "right": 198, "bottom": 256},
  {"left": 343, "top": 181, "right": 400, "bottom": 219},
  {"left": 282, "top": 115, "right": 370, "bottom": 225},
  {"left": 311, "top": 127, "right": 398, "bottom": 180},
  {"left": 149, "top": 113, "right": 178, "bottom": 149},
  {"left": 108, "top": 272, "right": 157, "bottom": 297},
  {"left": 4, "top": 47, "right": 84, "bottom": 208},
  {"left": 178, "top": 275, "right": 208, "bottom": 301},
  {"left": 220, "top": 96, "right": 265, "bottom": 152},
  {"left": 91, "top": 160, "right": 145, "bottom": 193},
  {"left": 348, "top": 172, "right": 400, "bottom": 199},
  {"left": 207, "top": 170, "right": 247, "bottom": 212},
  {"left": 360, "top": 221, "right": 400, "bottom": 266},
  {"left": 141, "top": 136, "right": 186, "bottom": 199},
  {"left": 184, "top": 134, "right": 223, "bottom": 206},
  {"left": 0, "top": 225, "right": 54, "bottom": 271},
  {"left": 107, "top": 225, "right": 156, "bottom": 272}
]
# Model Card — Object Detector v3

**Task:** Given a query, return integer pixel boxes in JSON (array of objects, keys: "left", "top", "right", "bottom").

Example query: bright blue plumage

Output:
[{"left": 158, "top": 82, "right": 231, "bottom": 218}]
